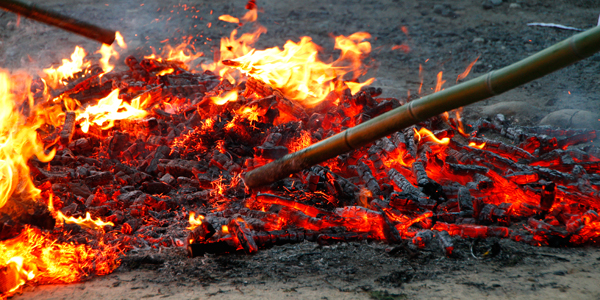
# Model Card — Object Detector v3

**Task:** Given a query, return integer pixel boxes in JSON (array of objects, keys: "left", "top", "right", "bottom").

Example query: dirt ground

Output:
[{"left": 2, "top": 0, "right": 600, "bottom": 299}]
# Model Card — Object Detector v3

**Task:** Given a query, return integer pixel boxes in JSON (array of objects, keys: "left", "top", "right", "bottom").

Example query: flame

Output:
[
  {"left": 468, "top": 141, "right": 486, "bottom": 149},
  {"left": 228, "top": 32, "right": 373, "bottom": 107},
  {"left": 187, "top": 212, "right": 204, "bottom": 230},
  {"left": 157, "top": 68, "right": 175, "bottom": 76},
  {"left": 346, "top": 78, "right": 376, "bottom": 95},
  {"left": 211, "top": 89, "right": 238, "bottom": 105},
  {"left": 414, "top": 128, "right": 449, "bottom": 145},
  {"left": 434, "top": 71, "right": 446, "bottom": 93},
  {"left": 237, "top": 105, "right": 260, "bottom": 123},
  {"left": 97, "top": 31, "right": 127, "bottom": 73},
  {"left": 219, "top": 14, "right": 240, "bottom": 24},
  {"left": 0, "top": 226, "right": 120, "bottom": 297},
  {"left": 456, "top": 55, "right": 479, "bottom": 82},
  {"left": 42, "top": 46, "right": 90, "bottom": 88},
  {"left": 0, "top": 71, "right": 54, "bottom": 210},
  {"left": 76, "top": 89, "right": 148, "bottom": 133},
  {"left": 115, "top": 31, "right": 127, "bottom": 49}
]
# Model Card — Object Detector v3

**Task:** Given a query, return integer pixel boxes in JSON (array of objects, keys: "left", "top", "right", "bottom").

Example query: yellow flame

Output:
[
  {"left": 42, "top": 46, "right": 90, "bottom": 88},
  {"left": 76, "top": 89, "right": 148, "bottom": 133},
  {"left": 187, "top": 212, "right": 204, "bottom": 230},
  {"left": 210, "top": 90, "right": 238, "bottom": 105},
  {"left": 0, "top": 71, "right": 54, "bottom": 210},
  {"left": 218, "top": 14, "right": 240, "bottom": 24},
  {"left": 229, "top": 32, "right": 373, "bottom": 107},
  {"left": 414, "top": 128, "right": 449, "bottom": 145}
]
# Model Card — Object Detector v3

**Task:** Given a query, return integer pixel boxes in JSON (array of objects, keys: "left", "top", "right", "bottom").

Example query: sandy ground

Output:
[{"left": 1, "top": 0, "right": 600, "bottom": 299}]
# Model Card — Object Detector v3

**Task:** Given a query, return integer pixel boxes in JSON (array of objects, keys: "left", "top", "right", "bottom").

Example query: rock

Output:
[
  {"left": 490, "top": 0, "right": 503, "bottom": 6},
  {"left": 433, "top": 4, "right": 454, "bottom": 17},
  {"left": 509, "top": 3, "right": 521, "bottom": 8},
  {"left": 539, "top": 109, "right": 600, "bottom": 130},
  {"left": 480, "top": 101, "right": 535, "bottom": 117},
  {"left": 482, "top": 1, "right": 494, "bottom": 9},
  {"left": 472, "top": 37, "right": 485, "bottom": 43}
]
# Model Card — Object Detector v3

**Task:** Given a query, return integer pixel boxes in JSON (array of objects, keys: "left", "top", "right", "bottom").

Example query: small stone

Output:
[
  {"left": 472, "top": 37, "right": 485, "bottom": 43},
  {"left": 509, "top": 3, "right": 521, "bottom": 8},
  {"left": 480, "top": 101, "right": 534, "bottom": 117},
  {"left": 482, "top": 1, "right": 493, "bottom": 9},
  {"left": 490, "top": 0, "right": 503, "bottom": 6},
  {"left": 539, "top": 109, "right": 600, "bottom": 130}
]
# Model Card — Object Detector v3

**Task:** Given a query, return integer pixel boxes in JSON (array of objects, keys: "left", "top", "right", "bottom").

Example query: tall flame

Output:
[
  {"left": 0, "top": 71, "right": 54, "bottom": 210},
  {"left": 42, "top": 46, "right": 90, "bottom": 88},
  {"left": 228, "top": 32, "right": 373, "bottom": 107}
]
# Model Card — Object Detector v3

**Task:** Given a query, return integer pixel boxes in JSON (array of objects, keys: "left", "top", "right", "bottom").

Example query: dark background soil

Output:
[{"left": 3, "top": 0, "right": 600, "bottom": 299}]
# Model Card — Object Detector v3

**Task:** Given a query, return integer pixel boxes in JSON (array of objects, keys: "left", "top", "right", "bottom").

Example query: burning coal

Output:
[{"left": 1, "top": 2, "right": 600, "bottom": 298}]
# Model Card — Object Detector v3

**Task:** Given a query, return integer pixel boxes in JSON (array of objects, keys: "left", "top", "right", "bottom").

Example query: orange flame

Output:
[
  {"left": 0, "top": 71, "right": 54, "bottom": 210},
  {"left": 187, "top": 212, "right": 204, "bottom": 230},
  {"left": 456, "top": 55, "right": 479, "bottom": 82},
  {"left": 468, "top": 141, "right": 486, "bottom": 149},
  {"left": 76, "top": 89, "right": 148, "bottom": 133},
  {"left": 42, "top": 46, "right": 90, "bottom": 88},
  {"left": 228, "top": 32, "right": 373, "bottom": 107},
  {"left": 414, "top": 128, "right": 449, "bottom": 145},
  {"left": 219, "top": 14, "right": 240, "bottom": 24},
  {"left": 0, "top": 226, "right": 120, "bottom": 297},
  {"left": 97, "top": 31, "right": 127, "bottom": 73},
  {"left": 211, "top": 89, "right": 238, "bottom": 105}
]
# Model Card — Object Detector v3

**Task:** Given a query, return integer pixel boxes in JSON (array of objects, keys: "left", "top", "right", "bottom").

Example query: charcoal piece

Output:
[
  {"left": 457, "top": 187, "right": 474, "bottom": 212},
  {"left": 540, "top": 182, "right": 556, "bottom": 211},
  {"left": 188, "top": 219, "right": 217, "bottom": 243},
  {"left": 388, "top": 169, "right": 422, "bottom": 197},
  {"left": 146, "top": 145, "right": 171, "bottom": 174},
  {"left": 444, "top": 162, "right": 489, "bottom": 176},
  {"left": 255, "top": 146, "right": 289, "bottom": 160},
  {"left": 316, "top": 232, "right": 370, "bottom": 246},
  {"left": 69, "top": 138, "right": 93, "bottom": 153},
  {"left": 505, "top": 171, "right": 539, "bottom": 184},
  {"left": 374, "top": 207, "right": 402, "bottom": 244},
  {"left": 436, "top": 230, "right": 454, "bottom": 256},
  {"left": 354, "top": 113, "right": 371, "bottom": 125},
  {"left": 356, "top": 161, "right": 381, "bottom": 195},
  {"left": 365, "top": 100, "right": 394, "bottom": 117},
  {"left": 125, "top": 55, "right": 149, "bottom": 81},
  {"left": 468, "top": 136, "right": 534, "bottom": 160},
  {"left": 261, "top": 132, "right": 283, "bottom": 147},
  {"left": 107, "top": 132, "right": 131, "bottom": 157},
  {"left": 229, "top": 216, "right": 258, "bottom": 254},
  {"left": 59, "top": 111, "right": 76, "bottom": 146},
  {"left": 142, "top": 181, "right": 173, "bottom": 195},
  {"left": 187, "top": 239, "right": 237, "bottom": 257},
  {"left": 412, "top": 230, "right": 434, "bottom": 249},
  {"left": 557, "top": 131, "right": 597, "bottom": 149},
  {"left": 377, "top": 136, "right": 397, "bottom": 154},
  {"left": 85, "top": 172, "right": 114, "bottom": 187}
]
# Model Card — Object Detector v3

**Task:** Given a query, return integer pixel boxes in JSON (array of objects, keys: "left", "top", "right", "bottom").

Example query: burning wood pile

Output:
[{"left": 1, "top": 3, "right": 600, "bottom": 298}]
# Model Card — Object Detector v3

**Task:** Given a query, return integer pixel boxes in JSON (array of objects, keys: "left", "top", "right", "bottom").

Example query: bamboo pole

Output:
[
  {"left": 244, "top": 25, "right": 600, "bottom": 188},
  {"left": 0, "top": 0, "right": 116, "bottom": 44}
]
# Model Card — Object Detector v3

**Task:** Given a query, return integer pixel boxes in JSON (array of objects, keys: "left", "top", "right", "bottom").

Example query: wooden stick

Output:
[{"left": 0, "top": 0, "right": 115, "bottom": 44}]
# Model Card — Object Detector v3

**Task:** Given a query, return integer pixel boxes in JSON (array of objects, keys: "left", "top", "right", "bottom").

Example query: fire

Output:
[
  {"left": 97, "top": 32, "right": 127, "bottom": 74},
  {"left": 0, "top": 71, "right": 54, "bottom": 210},
  {"left": 42, "top": 46, "right": 90, "bottom": 88},
  {"left": 76, "top": 89, "right": 148, "bottom": 133},
  {"left": 226, "top": 32, "right": 373, "bottom": 107},
  {"left": 219, "top": 14, "right": 240, "bottom": 24},
  {"left": 187, "top": 212, "right": 204, "bottom": 230},
  {"left": 0, "top": 226, "right": 120, "bottom": 297},
  {"left": 211, "top": 89, "right": 238, "bottom": 105},
  {"left": 468, "top": 141, "right": 486, "bottom": 149},
  {"left": 456, "top": 55, "right": 479, "bottom": 82},
  {"left": 414, "top": 128, "right": 449, "bottom": 145}
]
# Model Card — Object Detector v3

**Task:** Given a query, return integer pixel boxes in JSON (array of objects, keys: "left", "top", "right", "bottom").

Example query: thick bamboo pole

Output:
[
  {"left": 244, "top": 25, "right": 600, "bottom": 188},
  {"left": 0, "top": 0, "right": 116, "bottom": 44}
]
